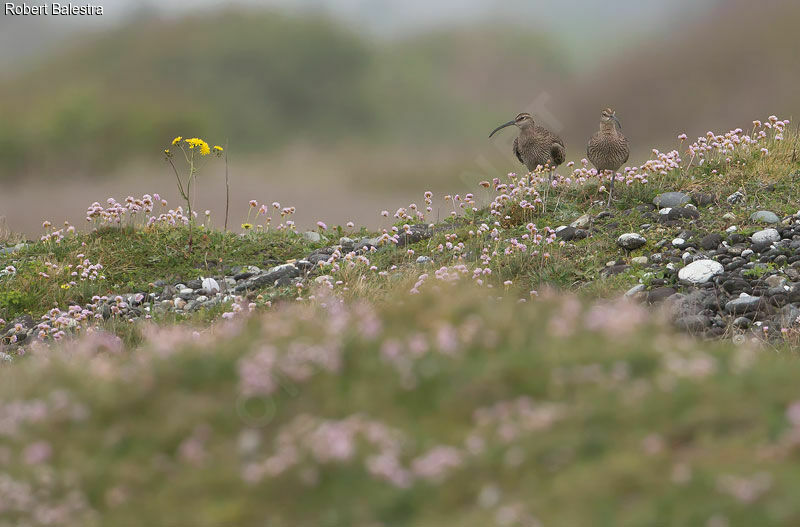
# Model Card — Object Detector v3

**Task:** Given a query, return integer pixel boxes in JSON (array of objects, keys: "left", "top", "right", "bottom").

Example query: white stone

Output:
[
  {"left": 678, "top": 259, "right": 724, "bottom": 284},
  {"left": 201, "top": 277, "right": 220, "bottom": 293},
  {"left": 751, "top": 228, "right": 780, "bottom": 244},
  {"left": 303, "top": 231, "right": 322, "bottom": 242},
  {"left": 672, "top": 237, "right": 685, "bottom": 247},
  {"left": 570, "top": 214, "right": 591, "bottom": 229}
]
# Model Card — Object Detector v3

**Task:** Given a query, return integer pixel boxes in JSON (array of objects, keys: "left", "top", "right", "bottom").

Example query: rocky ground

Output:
[{"left": 592, "top": 190, "right": 800, "bottom": 340}]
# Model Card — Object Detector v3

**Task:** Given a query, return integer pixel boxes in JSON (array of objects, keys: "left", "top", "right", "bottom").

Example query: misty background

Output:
[{"left": 1, "top": 0, "right": 797, "bottom": 236}]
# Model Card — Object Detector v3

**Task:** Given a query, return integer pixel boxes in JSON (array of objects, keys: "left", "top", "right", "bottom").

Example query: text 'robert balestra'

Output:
[{"left": 5, "top": 3, "right": 104, "bottom": 15}]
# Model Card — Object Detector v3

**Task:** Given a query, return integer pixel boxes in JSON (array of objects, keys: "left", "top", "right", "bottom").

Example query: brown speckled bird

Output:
[
  {"left": 489, "top": 113, "right": 566, "bottom": 183},
  {"left": 587, "top": 107, "right": 630, "bottom": 206}
]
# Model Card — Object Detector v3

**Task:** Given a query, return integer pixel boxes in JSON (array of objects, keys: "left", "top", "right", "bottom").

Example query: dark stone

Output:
[
  {"left": 691, "top": 192, "right": 715, "bottom": 207},
  {"left": 751, "top": 242, "right": 772, "bottom": 254},
  {"left": 186, "top": 279, "right": 202, "bottom": 290},
  {"left": 674, "top": 315, "right": 711, "bottom": 333},
  {"left": 725, "top": 296, "right": 766, "bottom": 315},
  {"left": 556, "top": 226, "right": 577, "bottom": 241},
  {"left": 700, "top": 234, "right": 723, "bottom": 251},
  {"left": 600, "top": 264, "right": 630, "bottom": 277},
  {"left": 396, "top": 224, "right": 432, "bottom": 247},
  {"left": 647, "top": 287, "right": 677, "bottom": 304},
  {"left": 665, "top": 207, "right": 701, "bottom": 221},
  {"left": 233, "top": 271, "right": 255, "bottom": 281}
]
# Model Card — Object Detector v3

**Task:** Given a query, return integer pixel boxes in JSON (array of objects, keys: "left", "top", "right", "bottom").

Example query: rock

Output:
[
  {"left": 186, "top": 279, "right": 203, "bottom": 290},
  {"left": 779, "top": 304, "right": 800, "bottom": 328},
  {"left": 201, "top": 277, "right": 220, "bottom": 293},
  {"left": 235, "top": 263, "right": 301, "bottom": 292},
  {"left": 664, "top": 290, "right": 717, "bottom": 319},
  {"left": 725, "top": 295, "right": 764, "bottom": 315},
  {"left": 751, "top": 228, "right": 780, "bottom": 245},
  {"left": 700, "top": 233, "right": 723, "bottom": 250},
  {"left": 691, "top": 192, "right": 715, "bottom": 206},
  {"left": 416, "top": 256, "right": 432, "bottom": 264},
  {"left": 678, "top": 259, "right": 724, "bottom": 284},
  {"left": 722, "top": 213, "right": 736, "bottom": 221},
  {"left": 647, "top": 287, "right": 677, "bottom": 304},
  {"left": 765, "top": 275, "right": 786, "bottom": 289},
  {"left": 174, "top": 298, "right": 187, "bottom": 310},
  {"left": 303, "top": 231, "right": 322, "bottom": 243},
  {"left": 631, "top": 256, "right": 649, "bottom": 266},
  {"left": 570, "top": 214, "right": 591, "bottom": 229},
  {"left": 600, "top": 264, "right": 630, "bottom": 277},
  {"left": 396, "top": 224, "right": 432, "bottom": 247},
  {"left": 665, "top": 207, "right": 700, "bottom": 221},
  {"left": 625, "top": 284, "right": 646, "bottom": 297},
  {"left": 355, "top": 237, "right": 381, "bottom": 252},
  {"left": 556, "top": 226, "right": 577, "bottom": 241},
  {"left": 727, "top": 191, "right": 745, "bottom": 205},
  {"left": 750, "top": 211, "right": 780, "bottom": 224},
  {"left": 0, "top": 243, "right": 27, "bottom": 255},
  {"left": 674, "top": 315, "right": 711, "bottom": 333},
  {"left": 732, "top": 317, "right": 752, "bottom": 329},
  {"left": 617, "top": 233, "right": 646, "bottom": 250},
  {"left": 653, "top": 192, "right": 690, "bottom": 209}
]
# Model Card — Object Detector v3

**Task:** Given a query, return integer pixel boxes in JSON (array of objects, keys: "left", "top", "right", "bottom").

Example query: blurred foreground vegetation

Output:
[{"left": 2, "top": 286, "right": 800, "bottom": 526}]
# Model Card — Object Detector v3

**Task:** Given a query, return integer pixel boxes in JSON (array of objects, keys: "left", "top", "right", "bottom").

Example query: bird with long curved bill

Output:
[{"left": 489, "top": 113, "right": 566, "bottom": 190}]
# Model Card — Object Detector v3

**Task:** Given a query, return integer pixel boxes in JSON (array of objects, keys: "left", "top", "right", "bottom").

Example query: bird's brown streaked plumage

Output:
[
  {"left": 490, "top": 113, "right": 566, "bottom": 175},
  {"left": 587, "top": 107, "right": 629, "bottom": 206}
]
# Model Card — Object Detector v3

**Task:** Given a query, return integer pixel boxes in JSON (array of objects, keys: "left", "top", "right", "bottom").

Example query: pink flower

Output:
[{"left": 23, "top": 441, "right": 52, "bottom": 465}]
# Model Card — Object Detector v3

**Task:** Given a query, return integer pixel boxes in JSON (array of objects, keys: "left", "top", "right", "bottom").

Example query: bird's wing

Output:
[
  {"left": 513, "top": 137, "right": 524, "bottom": 165},
  {"left": 622, "top": 136, "right": 630, "bottom": 164},
  {"left": 550, "top": 136, "right": 566, "bottom": 167}
]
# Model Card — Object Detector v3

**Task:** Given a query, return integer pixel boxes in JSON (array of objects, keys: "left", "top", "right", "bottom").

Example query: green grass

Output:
[{"left": 0, "top": 226, "right": 322, "bottom": 321}]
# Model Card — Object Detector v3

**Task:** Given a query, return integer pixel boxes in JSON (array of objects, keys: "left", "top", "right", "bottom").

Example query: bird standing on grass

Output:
[
  {"left": 489, "top": 113, "right": 566, "bottom": 186},
  {"left": 587, "top": 107, "right": 629, "bottom": 207}
]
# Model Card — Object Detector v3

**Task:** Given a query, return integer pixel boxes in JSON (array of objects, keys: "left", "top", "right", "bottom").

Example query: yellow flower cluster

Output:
[
  {"left": 172, "top": 136, "right": 182, "bottom": 145},
  {"left": 185, "top": 138, "right": 211, "bottom": 156}
]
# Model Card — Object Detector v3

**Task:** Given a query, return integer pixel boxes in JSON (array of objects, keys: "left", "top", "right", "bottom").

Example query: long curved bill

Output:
[
  {"left": 611, "top": 115, "right": 622, "bottom": 130},
  {"left": 489, "top": 120, "right": 516, "bottom": 138}
]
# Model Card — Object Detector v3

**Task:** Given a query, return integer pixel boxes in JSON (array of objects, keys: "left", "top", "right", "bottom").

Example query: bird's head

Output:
[
  {"left": 601, "top": 107, "right": 622, "bottom": 129},
  {"left": 489, "top": 113, "right": 534, "bottom": 138}
]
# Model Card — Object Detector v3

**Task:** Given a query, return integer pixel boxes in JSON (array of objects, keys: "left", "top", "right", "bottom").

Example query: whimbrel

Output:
[
  {"left": 587, "top": 107, "right": 630, "bottom": 206},
  {"left": 489, "top": 113, "right": 566, "bottom": 185}
]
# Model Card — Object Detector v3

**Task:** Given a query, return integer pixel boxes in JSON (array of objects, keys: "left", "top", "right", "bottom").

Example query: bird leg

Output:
[{"left": 606, "top": 171, "right": 615, "bottom": 208}]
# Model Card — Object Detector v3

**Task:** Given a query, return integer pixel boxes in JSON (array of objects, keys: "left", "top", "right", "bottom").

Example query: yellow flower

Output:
[
  {"left": 60, "top": 283, "right": 71, "bottom": 290},
  {"left": 214, "top": 145, "right": 224, "bottom": 152},
  {"left": 185, "top": 138, "right": 211, "bottom": 156},
  {"left": 172, "top": 136, "right": 182, "bottom": 145},
  {"left": 241, "top": 223, "right": 253, "bottom": 230},
  {"left": 164, "top": 149, "right": 171, "bottom": 156}
]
